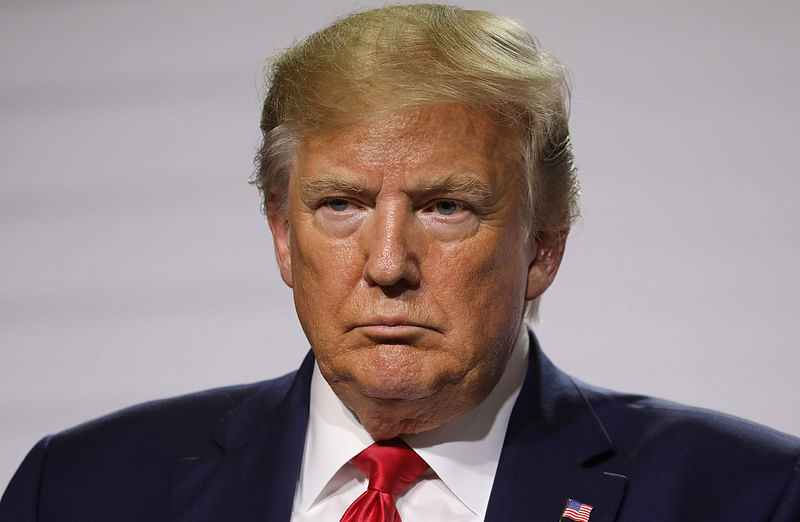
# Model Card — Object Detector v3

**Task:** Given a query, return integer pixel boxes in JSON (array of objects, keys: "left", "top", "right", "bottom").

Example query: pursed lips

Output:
[{"left": 350, "top": 316, "right": 440, "bottom": 337}]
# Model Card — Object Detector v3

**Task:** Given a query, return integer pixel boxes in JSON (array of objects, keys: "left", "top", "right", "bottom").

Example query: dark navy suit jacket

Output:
[{"left": 2, "top": 333, "right": 799, "bottom": 521}]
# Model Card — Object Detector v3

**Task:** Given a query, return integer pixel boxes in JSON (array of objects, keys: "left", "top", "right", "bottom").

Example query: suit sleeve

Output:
[
  {"left": 769, "top": 455, "right": 800, "bottom": 522},
  {"left": 0, "top": 437, "right": 51, "bottom": 522}
]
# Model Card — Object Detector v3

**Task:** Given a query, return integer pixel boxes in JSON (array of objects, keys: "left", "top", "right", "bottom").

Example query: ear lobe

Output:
[
  {"left": 266, "top": 195, "right": 293, "bottom": 288},
  {"left": 525, "top": 229, "right": 568, "bottom": 301}
]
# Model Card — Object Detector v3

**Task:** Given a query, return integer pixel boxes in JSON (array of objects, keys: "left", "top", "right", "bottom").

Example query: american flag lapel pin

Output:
[{"left": 560, "top": 498, "right": 593, "bottom": 522}]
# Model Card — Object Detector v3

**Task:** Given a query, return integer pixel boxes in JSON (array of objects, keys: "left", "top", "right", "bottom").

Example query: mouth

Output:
[{"left": 351, "top": 317, "right": 439, "bottom": 340}]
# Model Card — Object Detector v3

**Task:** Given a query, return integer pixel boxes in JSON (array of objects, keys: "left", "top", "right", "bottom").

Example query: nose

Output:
[{"left": 361, "top": 203, "right": 421, "bottom": 293}]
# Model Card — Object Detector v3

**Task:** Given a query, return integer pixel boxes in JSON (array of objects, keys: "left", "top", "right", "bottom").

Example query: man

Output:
[{"left": 2, "top": 4, "right": 799, "bottom": 521}]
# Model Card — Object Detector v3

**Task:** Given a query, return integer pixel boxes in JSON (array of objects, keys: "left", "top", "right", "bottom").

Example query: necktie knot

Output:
[
  {"left": 341, "top": 438, "right": 428, "bottom": 521},
  {"left": 353, "top": 438, "right": 428, "bottom": 496}
]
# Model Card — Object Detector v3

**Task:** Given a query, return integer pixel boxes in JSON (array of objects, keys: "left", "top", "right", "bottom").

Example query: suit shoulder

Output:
[
  {"left": 569, "top": 380, "right": 800, "bottom": 519},
  {"left": 1, "top": 370, "right": 302, "bottom": 520},
  {"left": 577, "top": 379, "right": 800, "bottom": 470},
  {"left": 51, "top": 370, "right": 298, "bottom": 457},
  {"left": 2, "top": 368, "right": 308, "bottom": 521}
]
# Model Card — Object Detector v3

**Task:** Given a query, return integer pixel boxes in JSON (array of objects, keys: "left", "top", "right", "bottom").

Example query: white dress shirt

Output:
[{"left": 291, "top": 325, "right": 529, "bottom": 521}]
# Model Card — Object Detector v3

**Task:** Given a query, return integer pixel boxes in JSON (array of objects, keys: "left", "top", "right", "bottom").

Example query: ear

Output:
[
  {"left": 525, "top": 228, "right": 568, "bottom": 301},
  {"left": 266, "top": 194, "right": 293, "bottom": 288}
]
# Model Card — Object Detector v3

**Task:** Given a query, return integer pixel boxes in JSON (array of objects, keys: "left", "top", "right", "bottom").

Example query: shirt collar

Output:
[{"left": 295, "top": 324, "right": 529, "bottom": 518}]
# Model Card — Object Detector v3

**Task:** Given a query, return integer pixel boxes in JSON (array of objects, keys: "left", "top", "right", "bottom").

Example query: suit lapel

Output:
[
  {"left": 169, "top": 353, "right": 315, "bottom": 522},
  {"left": 485, "top": 332, "right": 628, "bottom": 522}
]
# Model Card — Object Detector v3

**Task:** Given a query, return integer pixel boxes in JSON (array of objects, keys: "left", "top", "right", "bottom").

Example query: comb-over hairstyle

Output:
[{"left": 251, "top": 3, "right": 579, "bottom": 235}]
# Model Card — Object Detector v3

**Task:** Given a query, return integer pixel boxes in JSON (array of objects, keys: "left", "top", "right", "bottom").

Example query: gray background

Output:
[{"left": 2, "top": 0, "right": 798, "bottom": 488}]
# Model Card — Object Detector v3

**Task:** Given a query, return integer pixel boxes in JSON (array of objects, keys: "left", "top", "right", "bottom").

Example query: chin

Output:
[
  {"left": 359, "top": 344, "right": 452, "bottom": 393},
  {"left": 363, "top": 421, "right": 432, "bottom": 440},
  {"left": 352, "top": 372, "right": 438, "bottom": 401}
]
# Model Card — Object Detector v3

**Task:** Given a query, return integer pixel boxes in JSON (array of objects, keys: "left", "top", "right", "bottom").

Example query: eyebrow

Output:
[
  {"left": 300, "top": 175, "right": 366, "bottom": 202},
  {"left": 416, "top": 172, "right": 492, "bottom": 200},
  {"left": 299, "top": 171, "right": 494, "bottom": 202}
]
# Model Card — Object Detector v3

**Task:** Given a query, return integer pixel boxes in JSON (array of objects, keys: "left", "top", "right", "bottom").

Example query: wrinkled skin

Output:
[{"left": 268, "top": 104, "right": 566, "bottom": 439}]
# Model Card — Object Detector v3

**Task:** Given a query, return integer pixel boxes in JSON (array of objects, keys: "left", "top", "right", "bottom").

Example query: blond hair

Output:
[{"left": 251, "top": 3, "right": 579, "bottom": 238}]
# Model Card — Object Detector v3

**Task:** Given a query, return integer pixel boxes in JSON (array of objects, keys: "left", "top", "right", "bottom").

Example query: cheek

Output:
[
  {"left": 292, "top": 221, "right": 359, "bottom": 275},
  {"left": 289, "top": 229, "right": 363, "bottom": 317},
  {"left": 290, "top": 234, "right": 363, "bottom": 353},
  {"left": 439, "top": 229, "right": 526, "bottom": 283},
  {"left": 432, "top": 234, "right": 528, "bottom": 324}
]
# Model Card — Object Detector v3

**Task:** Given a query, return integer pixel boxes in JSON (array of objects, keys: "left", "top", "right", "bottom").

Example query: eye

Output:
[
  {"left": 434, "top": 200, "right": 461, "bottom": 215},
  {"left": 325, "top": 198, "right": 351, "bottom": 212}
]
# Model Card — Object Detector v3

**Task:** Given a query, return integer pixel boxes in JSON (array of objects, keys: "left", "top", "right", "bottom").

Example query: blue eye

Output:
[
  {"left": 435, "top": 200, "right": 459, "bottom": 215},
  {"left": 327, "top": 199, "right": 350, "bottom": 211}
]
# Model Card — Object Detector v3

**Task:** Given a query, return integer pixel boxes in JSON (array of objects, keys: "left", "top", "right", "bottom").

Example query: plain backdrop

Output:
[{"left": 2, "top": 0, "right": 798, "bottom": 488}]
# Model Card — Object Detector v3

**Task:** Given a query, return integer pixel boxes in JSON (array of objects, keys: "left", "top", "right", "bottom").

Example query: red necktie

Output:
[{"left": 340, "top": 438, "right": 428, "bottom": 522}]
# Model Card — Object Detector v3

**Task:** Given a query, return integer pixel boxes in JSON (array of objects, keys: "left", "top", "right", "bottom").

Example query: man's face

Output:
[{"left": 268, "top": 104, "right": 563, "bottom": 439}]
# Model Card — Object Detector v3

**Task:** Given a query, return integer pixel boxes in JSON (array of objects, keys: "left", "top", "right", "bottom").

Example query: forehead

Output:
[{"left": 295, "top": 104, "right": 521, "bottom": 185}]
